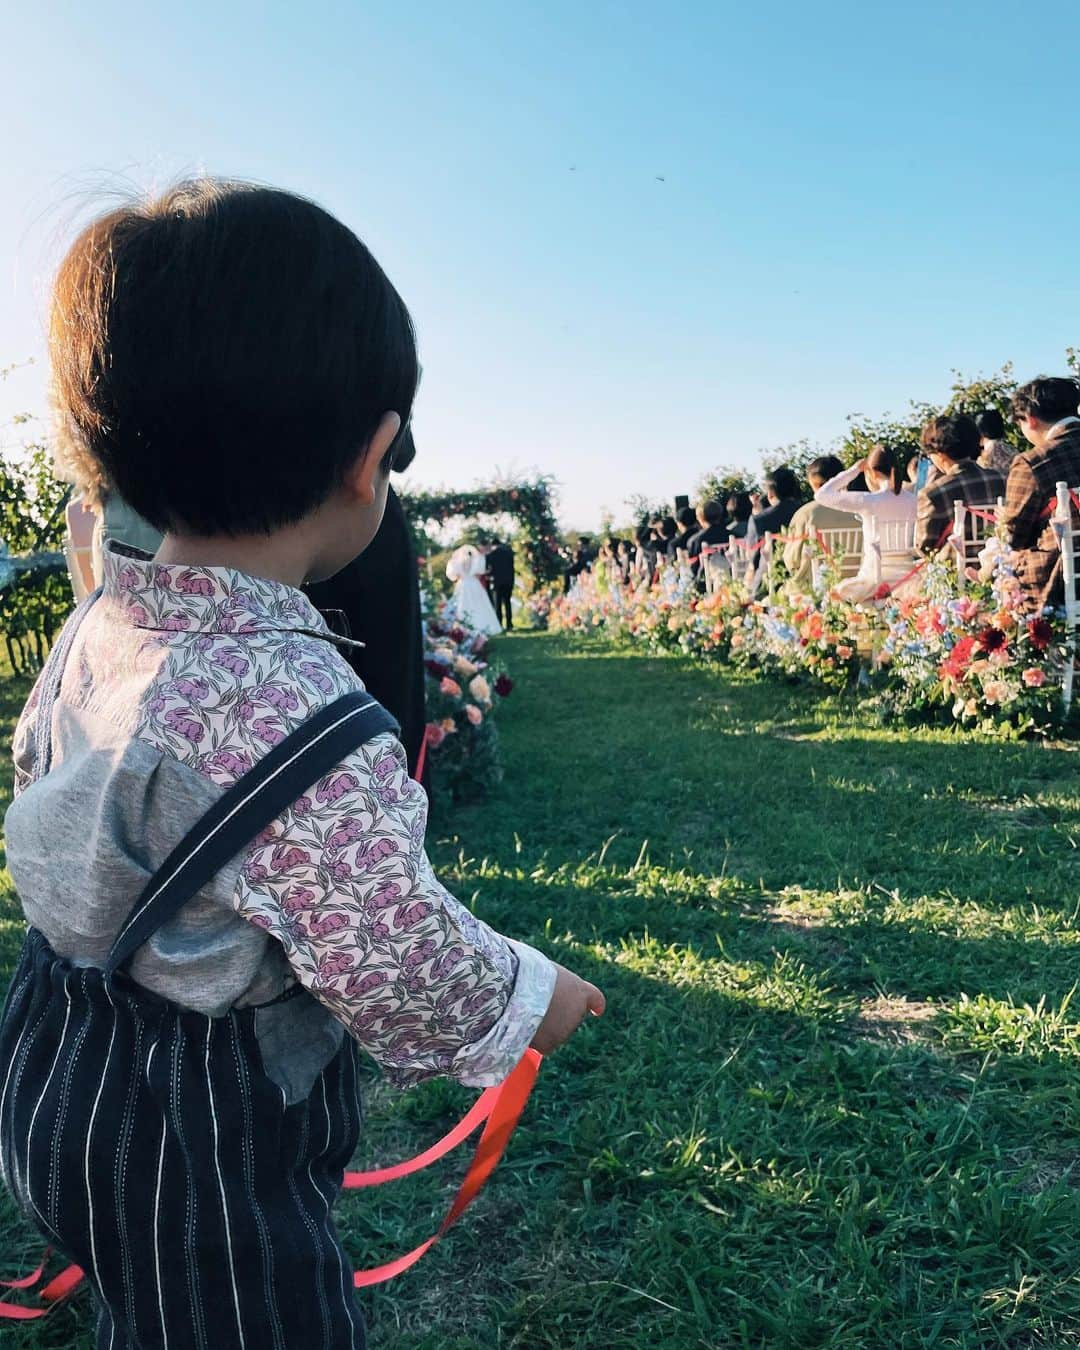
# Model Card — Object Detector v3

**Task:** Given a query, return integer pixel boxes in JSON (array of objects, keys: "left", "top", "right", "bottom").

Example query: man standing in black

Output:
[
  {"left": 486, "top": 537, "right": 516, "bottom": 630},
  {"left": 304, "top": 428, "right": 427, "bottom": 777}
]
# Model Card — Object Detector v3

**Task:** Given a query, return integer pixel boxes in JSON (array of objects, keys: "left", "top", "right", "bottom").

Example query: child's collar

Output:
[{"left": 101, "top": 541, "right": 365, "bottom": 649}]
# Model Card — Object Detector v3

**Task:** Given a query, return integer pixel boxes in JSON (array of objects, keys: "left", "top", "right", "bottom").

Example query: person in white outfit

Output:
[
  {"left": 814, "top": 445, "right": 917, "bottom": 600},
  {"left": 446, "top": 543, "right": 502, "bottom": 635}
]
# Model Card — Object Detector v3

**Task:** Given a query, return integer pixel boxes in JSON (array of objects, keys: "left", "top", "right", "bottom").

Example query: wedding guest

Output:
[
  {"left": 4, "top": 179, "right": 604, "bottom": 1348},
  {"left": 784, "top": 455, "right": 861, "bottom": 588},
  {"left": 563, "top": 535, "right": 595, "bottom": 593},
  {"left": 687, "top": 499, "right": 729, "bottom": 588},
  {"left": 616, "top": 538, "right": 633, "bottom": 583},
  {"left": 1001, "top": 375, "right": 1080, "bottom": 610},
  {"left": 687, "top": 499, "right": 729, "bottom": 559},
  {"left": 633, "top": 523, "right": 655, "bottom": 577},
  {"left": 976, "top": 408, "right": 1017, "bottom": 476},
  {"left": 305, "top": 428, "right": 427, "bottom": 773},
  {"left": 752, "top": 466, "right": 802, "bottom": 536},
  {"left": 726, "top": 492, "right": 754, "bottom": 540},
  {"left": 915, "top": 415, "right": 1005, "bottom": 555},
  {"left": 667, "top": 506, "right": 699, "bottom": 560},
  {"left": 655, "top": 515, "right": 678, "bottom": 558},
  {"left": 814, "top": 445, "right": 917, "bottom": 599}
]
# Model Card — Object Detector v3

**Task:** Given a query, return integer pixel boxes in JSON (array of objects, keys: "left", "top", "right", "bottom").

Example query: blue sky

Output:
[{"left": 3, "top": 0, "right": 1079, "bottom": 527}]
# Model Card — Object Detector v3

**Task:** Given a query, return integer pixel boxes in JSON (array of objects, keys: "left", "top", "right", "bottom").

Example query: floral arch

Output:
[{"left": 400, "top": 477, "right": 562, "bottom": 583}]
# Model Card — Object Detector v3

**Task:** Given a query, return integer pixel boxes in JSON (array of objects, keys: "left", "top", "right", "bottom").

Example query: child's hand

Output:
[{"left": 531, "top": 962, "right": 606, "bottom": 1055}]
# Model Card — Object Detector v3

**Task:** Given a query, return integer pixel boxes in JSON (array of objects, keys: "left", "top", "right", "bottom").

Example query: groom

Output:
[{"left": 486, "top": 537, "right": 516, "bottom": 630}]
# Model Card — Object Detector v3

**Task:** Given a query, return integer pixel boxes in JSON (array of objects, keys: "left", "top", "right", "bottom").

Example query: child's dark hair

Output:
[{"left": 50, "top": 179, "right": 418, "bottom": 536}]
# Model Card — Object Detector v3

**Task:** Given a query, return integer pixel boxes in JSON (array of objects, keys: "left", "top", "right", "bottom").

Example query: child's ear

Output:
[{"left": 345, "top": 412, "right": 402, "bottom": 505}]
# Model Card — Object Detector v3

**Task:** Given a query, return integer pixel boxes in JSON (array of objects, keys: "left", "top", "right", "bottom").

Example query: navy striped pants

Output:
[{"left": 1, "top": 934, "right": 367, "bottom": 1349}]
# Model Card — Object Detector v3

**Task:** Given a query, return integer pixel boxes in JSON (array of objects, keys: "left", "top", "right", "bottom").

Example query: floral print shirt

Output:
[{"left": 11, "top": 543, "right": 554, "bottom": 1089}]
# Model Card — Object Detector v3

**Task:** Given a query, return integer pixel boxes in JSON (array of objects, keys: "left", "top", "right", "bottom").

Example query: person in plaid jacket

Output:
[
  {"left": 915, "top": 414, "right": 1005, "bottom": 555},
  {"left": 1001, "top": 376, "right": 1080, "bottom": 611}
]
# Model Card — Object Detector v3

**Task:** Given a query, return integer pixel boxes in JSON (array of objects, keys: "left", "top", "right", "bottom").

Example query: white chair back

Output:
[
  {"left": 951, "top": 499, "right": 1002, "bottom": 592},
  {"left": 809, "top": 527, "right": 863, "bottom": 592},
  {"left": 1054, "top": 481, "right": 1080, "bottom": 715},
  {"left": 870, "top": 517, "right": 918, "bottom": 584}
]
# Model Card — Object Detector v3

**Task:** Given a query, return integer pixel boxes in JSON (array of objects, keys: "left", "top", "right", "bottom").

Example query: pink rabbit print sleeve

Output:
[
  {"left": 235, "top": 733, "right": 555, "bottom": 1086},
  {"left": 78, "top": 543, "right": 557, "bottom": 1088}
]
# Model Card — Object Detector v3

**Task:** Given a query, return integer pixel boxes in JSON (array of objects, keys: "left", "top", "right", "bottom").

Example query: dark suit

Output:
[
  {"left": 487, "top": 544, "right": 516, "bottom": 629},
  {"left": 304, "top": 486, "right": 426, "bottom": 776}
]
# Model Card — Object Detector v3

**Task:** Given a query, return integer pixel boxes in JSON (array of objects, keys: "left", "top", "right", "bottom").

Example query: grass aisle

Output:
[{"left": 3, "top": 633, "right": 1080, "bottom": 1347}]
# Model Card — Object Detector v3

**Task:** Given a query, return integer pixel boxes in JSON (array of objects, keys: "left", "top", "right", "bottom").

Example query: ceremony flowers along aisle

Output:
[
  {"left": 549, "top": 548, "right": 1070, "bottom": 738},
  {"left": 421, "top": 606, "right": 514, "bottom": 800}
]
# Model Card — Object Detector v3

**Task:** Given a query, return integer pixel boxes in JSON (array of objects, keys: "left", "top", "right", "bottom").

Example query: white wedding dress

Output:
[{"left": 446, "top": 545, "right": 502, "bottom": 635}]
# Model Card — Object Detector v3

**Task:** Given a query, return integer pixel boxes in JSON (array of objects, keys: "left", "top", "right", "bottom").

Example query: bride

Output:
[{"left": 446, "top": 544, "right": 502, "bottom": 636}]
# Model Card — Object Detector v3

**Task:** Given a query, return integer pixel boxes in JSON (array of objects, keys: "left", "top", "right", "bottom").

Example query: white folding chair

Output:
[
  {"left": 809, "top": 526, "right": 863, "bottom": 593},
  {"left": 951, "top": 499, "right": 1002, "bottom": 591},
  {"left": 870, "top": 517, "right": 918, "bottom": 586},
  {"left": 700, "top": 545, "right": 729, "bottom": 595},
  {"left": 1054, "top": 481, "right": 1080, "bottom": 716}
]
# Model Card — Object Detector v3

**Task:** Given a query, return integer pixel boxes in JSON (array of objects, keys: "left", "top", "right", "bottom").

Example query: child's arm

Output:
[{"left": 235, "top": 733, "right": 601, "bottom": 1086}]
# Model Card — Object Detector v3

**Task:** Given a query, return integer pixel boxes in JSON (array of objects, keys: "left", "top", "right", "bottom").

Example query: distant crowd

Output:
[{"left": 565, "top": 375, "right": 1080, "bottom": 614}]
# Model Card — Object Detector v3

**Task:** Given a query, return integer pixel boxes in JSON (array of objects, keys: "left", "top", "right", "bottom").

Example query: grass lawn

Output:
[{"left": 3, "top": 632, "right": 1080, "bottom": 1347}]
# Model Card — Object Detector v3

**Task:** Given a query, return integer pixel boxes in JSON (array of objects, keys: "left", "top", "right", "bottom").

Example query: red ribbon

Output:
[
  {"left": 348, "top": 1047, "right": 541, "bottom": 1286},
  {"left": 0, "top": 1258, "right": 84, "bottom": 1321},
  {"left": 0, "top": 1051, "right": 542, "bottom": 1314},
  {"left": 413, "top": 723, "right": 434, "bottom": 783}
]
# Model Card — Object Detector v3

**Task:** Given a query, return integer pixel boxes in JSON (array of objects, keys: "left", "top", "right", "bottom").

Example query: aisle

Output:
[{"left": 3, "top": 640, "right": 1080, "bottom": 1349}]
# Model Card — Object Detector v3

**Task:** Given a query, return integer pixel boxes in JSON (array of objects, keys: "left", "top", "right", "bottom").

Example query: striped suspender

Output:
[{"left": 106, "top": 691, "right": 400, "bottom": 974}]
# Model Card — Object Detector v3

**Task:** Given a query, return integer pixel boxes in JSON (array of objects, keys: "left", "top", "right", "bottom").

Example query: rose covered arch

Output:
[{"left": 399, "top": 477, "right": 562, "bottom": 583}]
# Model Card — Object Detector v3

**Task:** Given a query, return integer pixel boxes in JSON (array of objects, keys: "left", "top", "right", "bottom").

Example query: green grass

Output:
[{"left": 3, "top": 633, "right": 1080, "bottom": 1347}]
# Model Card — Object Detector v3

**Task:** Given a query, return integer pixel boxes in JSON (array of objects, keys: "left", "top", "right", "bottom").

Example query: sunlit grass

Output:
[{"left": 3, "top": 634, "right": 1080, "bottom": 1347}]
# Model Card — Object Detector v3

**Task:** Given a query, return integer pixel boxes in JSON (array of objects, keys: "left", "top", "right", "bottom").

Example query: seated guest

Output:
[
  {"left": 654, "top": 515, "right": 677, "bottom": 559},
  {"left": 687, "top": 499, "right": 729, "bottom": 558},
  {"left": 726, "top": 491, "right": 754, "bottom": 553},
  {"left": 687, "top": 499, "right": 730, "bottom": 587},
  {"left": 915, "top": 415, "right": 1005, "bottom": 555},
  {"left": 976, "top": 408, "right": 1016, "bottom": 476},
  {"left": 815, "top": 445, "right": 917, "bottom": 600},
  {"left": 784, "top": 455, "right": 862, "bottom": 589},
  {"left": 667, "top": 506, "right": 700, "bottom": 560},
  {"left": 751, "top": 466, "right": 802, "bottom": 537},
  {"left": 633, "top": 524, "right": 655, "bottom": 578},
  {"left": 1001, "top": 375, "right": 1080, "bottom": 610}
]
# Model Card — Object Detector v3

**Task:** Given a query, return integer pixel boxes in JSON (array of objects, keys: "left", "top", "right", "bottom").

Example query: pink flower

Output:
[
  {"left": 425, "top": 721, "right": 446, "bottom": 749},
  {"left": 465, "top": 704, "right": 483, "bottom": 726},
  {"left": 1022, "top": 667, "right": 1046, "bottom": 687},
  {"left": 440, "top": 676, "right": 462, "bottom": 698}
]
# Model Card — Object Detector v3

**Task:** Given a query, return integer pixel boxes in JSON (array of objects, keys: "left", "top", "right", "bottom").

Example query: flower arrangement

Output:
[
  {"left": 422, "top": 606, "right": 515, "bottom": 799},
  {"left": 551, "top": 546, "right": 1069, "bottom": 739}
]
